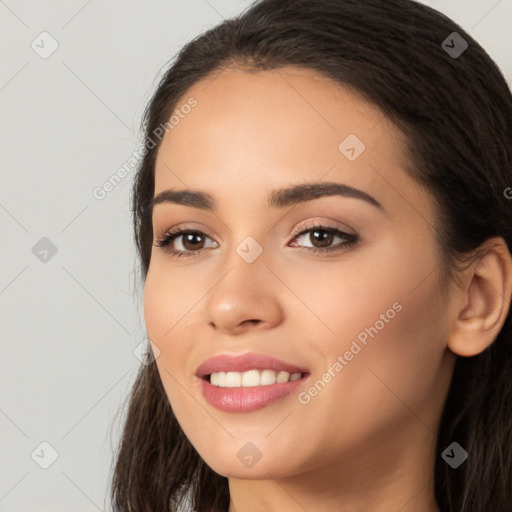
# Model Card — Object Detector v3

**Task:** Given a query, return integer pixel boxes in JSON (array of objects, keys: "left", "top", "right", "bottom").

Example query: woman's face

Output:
[{"left": 144, "top": 66, "right": 457, "bottom": 483}]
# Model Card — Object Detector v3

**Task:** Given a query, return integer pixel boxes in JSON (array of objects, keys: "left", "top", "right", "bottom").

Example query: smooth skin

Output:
[{"left": 143, "top": 66, "right": 512, "bottom": 512}]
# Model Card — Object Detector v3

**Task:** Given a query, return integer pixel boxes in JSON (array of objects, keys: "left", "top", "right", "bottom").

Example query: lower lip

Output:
[{"left": 198, "top": 375, "right": 309, "bottom": 413}]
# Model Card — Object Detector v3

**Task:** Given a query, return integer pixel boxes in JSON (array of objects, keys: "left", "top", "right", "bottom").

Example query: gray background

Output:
[{"left": 1, "top": 1, "right": 511, "bottom": 510}]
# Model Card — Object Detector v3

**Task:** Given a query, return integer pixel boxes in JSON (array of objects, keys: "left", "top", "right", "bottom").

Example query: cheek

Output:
[
  {"left": 143, "top": 261, "right": 198, "bottom": 344},
  {"left": 143, "top": 267, "right": 189, "bottom": 381},
  {"left": 144, "top": 273, "right": 222, "bottom": 460},
  {"left": 289, "top": 238, "right": 448, "bottom": 425},
  {"left": 310, "top": 269, "right": 448, "bottom": 439},
  {"left": 143, "top": 263, "right": 209, "bottom": 400},
  {"left": 272, "top": 239, "right": 422, "bottom": 356}
]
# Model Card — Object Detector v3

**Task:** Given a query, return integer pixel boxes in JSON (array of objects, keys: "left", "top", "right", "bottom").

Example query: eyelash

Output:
[{"left": 154, "top": 222, "right": 359, "bottom": 259}]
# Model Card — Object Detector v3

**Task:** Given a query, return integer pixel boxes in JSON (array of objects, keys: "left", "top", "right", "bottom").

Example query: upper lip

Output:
[{"left": 196, "top": 352, "right": 309, "bottom": 378}]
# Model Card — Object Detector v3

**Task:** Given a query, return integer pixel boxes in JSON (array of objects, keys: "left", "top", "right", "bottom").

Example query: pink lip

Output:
[
  {"left": 195, "top": 352, "right": 308, "bottom": 377},
  {"left": 195, "top": 352, "right": 310, "bottom": 413},
  {"left": 198, "top": 377, "right": 309, "bottom": 413}
]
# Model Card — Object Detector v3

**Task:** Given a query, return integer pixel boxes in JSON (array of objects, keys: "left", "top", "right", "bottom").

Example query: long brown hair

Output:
[{"left": 109, "top": 1, "right": 512, "bottom": 510}]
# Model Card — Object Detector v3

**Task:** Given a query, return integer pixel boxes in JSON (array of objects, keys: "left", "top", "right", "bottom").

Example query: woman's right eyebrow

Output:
[{"left": 150, "top": 181, "right": 384, "bottom": 213}]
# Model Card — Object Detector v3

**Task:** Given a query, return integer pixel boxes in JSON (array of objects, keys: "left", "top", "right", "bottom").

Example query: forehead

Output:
[
  {"left": 153, "top": 66, "right": 435, "bottom": 226},
  {"left": 163, "top": 66, "right": 393, "bottom": 151}
]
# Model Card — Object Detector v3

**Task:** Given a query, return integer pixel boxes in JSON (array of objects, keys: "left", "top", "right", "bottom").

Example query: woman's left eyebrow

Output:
[{"left": 150, "top": 181, "right": 384, "bottom": 213}]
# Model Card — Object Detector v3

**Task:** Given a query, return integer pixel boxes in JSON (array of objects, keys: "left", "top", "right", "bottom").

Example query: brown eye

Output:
[
  {"left": 290, "top": 225, "right": 358, "bottom": 253},
  {"left": 308, "top": 229, "right": 334, "bottom": 248},
  {"left": 155, "top": 229, "right": 217, "bottom": 258},
  {"left": 180, "top": 232, "right": 206, "bottom": 251}
]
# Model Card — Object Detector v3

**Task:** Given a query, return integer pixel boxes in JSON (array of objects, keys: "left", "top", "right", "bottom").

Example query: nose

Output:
[{"left": 204, "top": 256, "right": 285, "bottom": 336}]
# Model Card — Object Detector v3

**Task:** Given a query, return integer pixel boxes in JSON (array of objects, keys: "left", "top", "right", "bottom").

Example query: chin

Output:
[
  {"left": 207, "top": 459, "right": 293, "bottom": 480},
  {"left": 194, "top": 441, "right": 301, "bottom": 480}
]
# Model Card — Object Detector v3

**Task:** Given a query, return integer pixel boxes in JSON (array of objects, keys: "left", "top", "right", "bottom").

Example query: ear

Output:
[{"left": 448, "top": 237, "right": 512, "bottom": 357}]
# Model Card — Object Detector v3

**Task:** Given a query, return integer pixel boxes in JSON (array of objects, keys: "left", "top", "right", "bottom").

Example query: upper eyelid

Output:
[
  {"left": 157, "top": 221, "right": 350, "bottom": 238},
  {"left": 293, "top": 222, "right": 352, "bottom": 235}
]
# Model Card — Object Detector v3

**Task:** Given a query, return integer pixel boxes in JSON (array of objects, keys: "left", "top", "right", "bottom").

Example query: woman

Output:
[{"left": 110, "top": 0, "right": 512, "bottom": 510}]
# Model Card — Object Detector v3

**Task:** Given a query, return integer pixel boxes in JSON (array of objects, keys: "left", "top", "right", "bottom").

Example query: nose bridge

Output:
[{"left": 203, "top": 235, "right": 284, "bottom": 333}]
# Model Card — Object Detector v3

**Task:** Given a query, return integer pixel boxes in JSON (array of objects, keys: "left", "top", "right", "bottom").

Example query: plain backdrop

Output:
[{"left": 0, "top": 1, "right": 511, "bottom": 510}]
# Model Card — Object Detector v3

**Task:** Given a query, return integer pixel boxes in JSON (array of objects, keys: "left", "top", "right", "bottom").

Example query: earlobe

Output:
[{"left": 448, "top": 237, "right": 512, "bottom": 357}]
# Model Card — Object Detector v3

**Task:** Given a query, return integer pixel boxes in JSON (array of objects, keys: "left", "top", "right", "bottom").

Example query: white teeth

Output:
[
  {"left": 276, "top": 371, "right": 290, "bottom": 383},
  {"left": 209, "top": 369, "right": 303, "bottom": 388},
  {"left": 241, "top": 370, "right": 260, "bottom": 387},
  {"left": 261, "top": 369, "right": 277, "bottom": 385},
  {"left": 225, "top": 371, "right": 242, "bottom": 387},
  {"left": 210, "top": 371, "right": 225, "bottom": 387}
]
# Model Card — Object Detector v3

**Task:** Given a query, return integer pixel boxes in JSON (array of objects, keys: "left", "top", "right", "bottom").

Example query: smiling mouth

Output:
[{"left": 204, "top": 369, "right": 308, "bottom": 387}]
